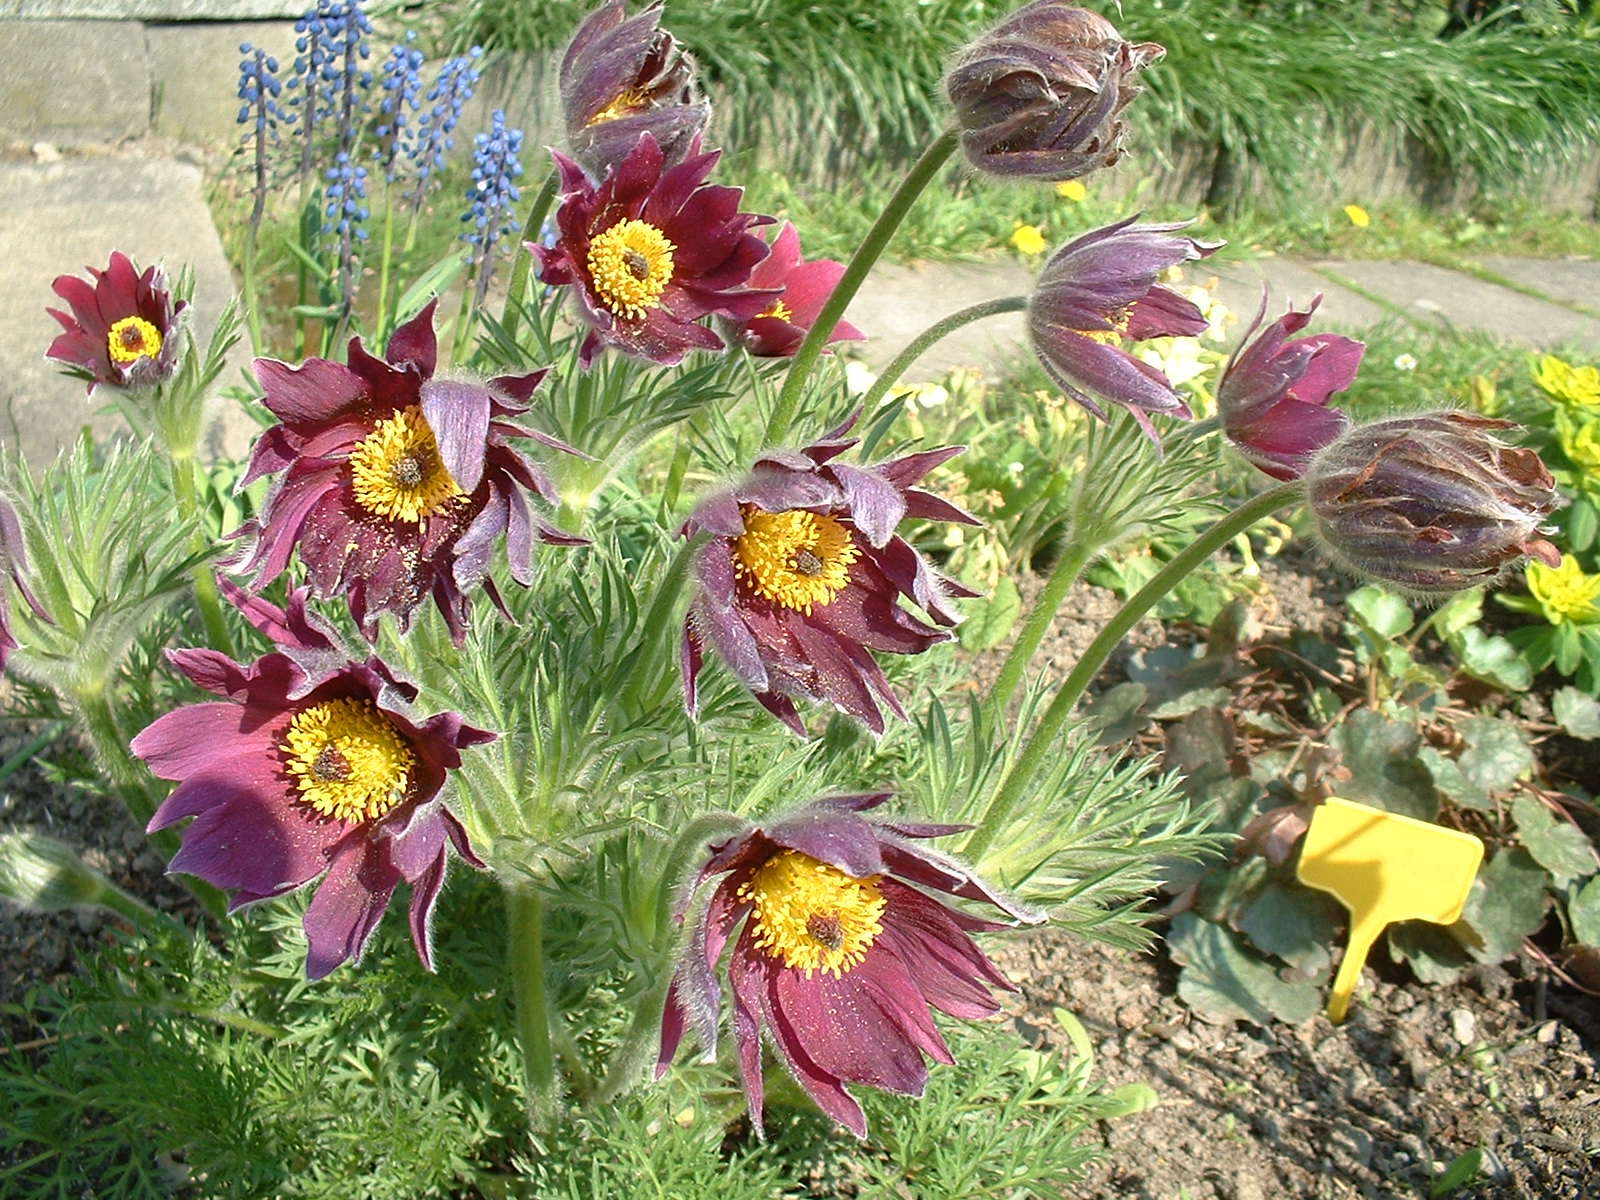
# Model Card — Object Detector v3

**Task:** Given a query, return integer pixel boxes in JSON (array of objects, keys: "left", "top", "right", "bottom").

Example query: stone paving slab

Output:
[
  {"left": 1323, "top": 259, "right": 1600, "bottom": 348},
  {"left": 0, "top": 20, "right": 151, "bottom": 144},
  {"left": 1208, "top": 256, "right": 1391, "bottom": 333},
  {"left": 1474, "top": 255, "right": 1600, "bottom": 317},
  {"left": 9, "top": 1, "right": 306, "bottom": 17},
  {"left": 147, "top": 20, "right": 300, "bottom": 147},
  {"left": 0, "top": 158, "right": 254, "bottom": 469},
  {"left": 843, "top": 258, "right": 1037, "bottom": 385}
]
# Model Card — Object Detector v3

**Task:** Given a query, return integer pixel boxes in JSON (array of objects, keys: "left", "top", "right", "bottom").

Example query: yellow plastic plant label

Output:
[{"left": 1297, "top": 797, "right": 1484, "bottom": 1024}]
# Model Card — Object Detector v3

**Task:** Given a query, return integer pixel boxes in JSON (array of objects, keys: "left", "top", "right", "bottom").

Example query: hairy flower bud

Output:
[
  {"left": 943, "top": 1, "right": 1163, "bottom": 180},
  {"left": 1306, "top": 412, "right": 1562, "bottom": 594},
  {"left": 561, "top": 0, "right": 710, "bottom": 176}
]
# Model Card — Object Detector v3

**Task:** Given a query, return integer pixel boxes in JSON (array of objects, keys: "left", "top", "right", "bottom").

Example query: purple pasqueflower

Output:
[
  {"left": 532, "top": 133, "right": 776, "bottom": 368},
  {"left": 1306, "top": 411, "right": 1562, "bottom": 594},
  {"left": 724, "top": 221, "right": 865, "bottom": 359},
  {"left": 45, "top": 251, "right": 188, "bottom": 391},
  {"left": 657, "top": 793, "right": 1041, "bottom": 1138},
  {"left": 944, "top": 1, "right": 1164, "bottom": 180},
  {"left": 132, "top": 584, "right": 495, "bottom": 980},
  {"left": 680, "top": 415, "right": 979, "bottom": 736},
  {"left": 0, "top": 494, "right": 51, "bottom": 675},
  {"left": 227, "top": 300, "right": 586, "bottom": 644},
  {"left": 1027, "top": 215, "right": 1220, "bottom": 444},
  {"left": 1218, "top": 294, "right": 1364, "bottom": 481},
  {"left": 560, "top": 0, "right": 709, "bottom": 177}
]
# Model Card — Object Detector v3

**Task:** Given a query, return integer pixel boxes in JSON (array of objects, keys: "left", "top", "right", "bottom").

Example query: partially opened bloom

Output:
[
  {"left": 1028, "top": 216, "right": 1220, "bottom": 443},
  {"left": 944, "top": 1, "right": 1163, "bottom": 180},
  {"left": 532, "top": 133, "right": 776, "bottom": 367},
  {"left": 46, "top": 251, "right": 187, "bottom": 390},
  {"left": 1306, "top": 412, "right": 1562, "bottom": 594},
  {"left": 131, "top": 585, "right": 495, "bottom": 979},
  {"left": 680, "top": 417, "right": 979, "bottom": 735},
  {"left": 657, "top": 794, "right": 1040, "bottom": 1137},
  {"left": 0, "top": 495, "right": 51, "bottom": 675},
  {"left": 560, "top": 0, "right": 709, "bottom": 176},
  {"left": 1218, "top": 294, "right": 1363, "bottom": 480},
  {"left": 229, "top": 300, "right": 584, "bottom": 643},
  {"left": 725, "top": 221, "right": 864, "bottom": 358}
]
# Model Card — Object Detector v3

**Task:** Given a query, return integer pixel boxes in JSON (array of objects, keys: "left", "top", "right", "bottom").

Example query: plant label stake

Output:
[{"left": 1297, "top": 797, "right": 1483, "bottom": 1024}]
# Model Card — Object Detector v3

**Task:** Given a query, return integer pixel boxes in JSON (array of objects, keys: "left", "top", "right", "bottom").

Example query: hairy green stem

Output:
[
  {"left": 500, "top": 170, "right": 558, "bottom": 343},
  {"left": 858, "top": 295, "right": 1028, "bottom": 418},
  {"left": 985, "top": 534, "right": 1101, "bottom": 717},
  {"left": 963, "top": 482, "right": 1302, "bottom": 862},
  {"left": 75, "top": 687, "right": 158, "bottom": 826},
  {"left": 168, "top": 454, "right": 233, "bottom": 658},
  {"left": 506, "top": 884, "right": 558, "bottom": 1124},
  {"left": 763, "top": 129, "right": 960, "bottom": 444},
  {"left": 617, "top": 533, "right": 707, "bottom": 715}
]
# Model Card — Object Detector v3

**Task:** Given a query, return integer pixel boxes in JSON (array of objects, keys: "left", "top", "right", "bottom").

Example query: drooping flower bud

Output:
[
  {"left": 1219, "top": 293, "right": 1364, "bottom": 481},
  {"left": 560, "top": 0, "right": 710, "bottom": 176},
  {"left": 943, "top": 1, "right": 1163, "bottom": 180},
  {"left": 1306, "top": 412, "right": 1562, "bottom": 594},
  {"left": 1027, "top": 215, "right": 1219, "bottom": 444}
]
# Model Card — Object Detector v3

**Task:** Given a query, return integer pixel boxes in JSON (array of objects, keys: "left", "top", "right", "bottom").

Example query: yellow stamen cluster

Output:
[
  {"left": 755, "top": 299, "right": 794, "bottom": 323},
  {"left": 739, "top": 850, "right": 886, "bottom": 977},
  {"left": 107, "top": 316, "right": 162, "bottom": 365},
  {"left": 282, "top": 698, "right": 416, "bottom": 824},
  {"left": 588, "top": 86, "right": 651, "bottom": 126},
  {"left": 587, "top": 219, "right": 676, "bottom": 320},
  {"left": 348, "top": 405, "right": 466, "bottom": 524},
  {"left": 732, "top": 507, "right": 859, "bottom": 614}
]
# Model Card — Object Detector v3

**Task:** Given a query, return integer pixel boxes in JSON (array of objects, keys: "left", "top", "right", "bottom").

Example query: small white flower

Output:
[
  {"left": 844, "top": 360, "right": 877, "bottom": 396},
  {"left": 1393, "top": 353, "right": 1418, "bottom": 372}
]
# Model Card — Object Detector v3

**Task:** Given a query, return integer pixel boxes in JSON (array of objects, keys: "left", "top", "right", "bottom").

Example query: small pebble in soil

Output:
[{"left": 1450, "top": 1007, "right": 1477, "bottom": 1046}]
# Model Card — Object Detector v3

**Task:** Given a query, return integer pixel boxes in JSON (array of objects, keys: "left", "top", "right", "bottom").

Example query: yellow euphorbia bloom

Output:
[
  {"left": 1533, "top": 355, "right": 1600, "bottom": 409},
  {"left": 1056, "top": 179, "right": 1088, "bottom": 202},
  {"left": 1011, "top": 223, "right": 1047, "bottom": 256},
  {"left": 1343, "top": 204, "right": 1371, "bottom": 228},
  {"left": 1526, "top": 554, "right": 1600, "bottom": 625}
]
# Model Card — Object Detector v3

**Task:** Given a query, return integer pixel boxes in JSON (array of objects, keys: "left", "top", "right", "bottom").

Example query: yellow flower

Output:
[
  {"left": 1526, "top": 555, "right": 1600, "bottom": 625},
  {"left": 1343, "top": 204, "right": 1371, "bottom": 229},
  {"left": 1533, "top": 355, "right": 1600, "bottom": 409},
  {"left": 1010, "top": 222, "right": 1047, "bottom": 256},
  {"left": 1556, "top": 409, "right": 1600, "bottom": 476},
  {"left": 1056, "top": 179, "right": 1087, "bottom": 202}
]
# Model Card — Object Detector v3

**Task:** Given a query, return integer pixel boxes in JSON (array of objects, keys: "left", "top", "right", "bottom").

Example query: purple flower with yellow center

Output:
[
  {"left": 131, "top": 584, "right": 495, "bottom": 979},
  {"left": 228, "top": 300, "right": 584, "bottom": 643},
  {"left": 657, "top": 793, "right": 1040, "bottom": 1137},
  {"left": 680, "top": 417, "right": 979, "bottom": 735},
  {"left": 1028, "top": 216, "right": 1220, "bottom": 444},
  {"left": 560, "top": 0, "right": 709, "bottom": 177},
  {"left": 531, "top": 132, "right": 777, "bottom": 368},
  {"left": 1218, "top": 294, "right": 1364, "bottom": 481},
  {"left": 944, "top": 1, "right": 1164, "bottom": 180},
  {"left": 1306, "top": 411, "right": 1562, "bottom": 594},
  {"left": 45, "top": 251, "right": 187, "bottom": 391},
  {"left": 725, "top": 221, "right": 865, "bottom": 359}
]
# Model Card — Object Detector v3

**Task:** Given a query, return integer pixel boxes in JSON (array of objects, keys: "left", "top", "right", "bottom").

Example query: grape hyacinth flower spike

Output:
[
  {"left": 680, "top": 415, "right": 979, "bottom": 735},
  {"left": 944, "top": 1, "right": 1164, "bottom": 180},
  {"left": 532, "top": 132, "right": 776, "bottom": 367},
  {"left": 1218, "top": 293, "right": 1364, "bottom": 481},
  {"left": 228, "top": 300, "right": 586, "bottom": 643},
  {"left": 560, "top": 0, "right": 710, "bottom": 176},
  {"left": 658, "top": 793, "right": 1042, "bottom": 1137},
  {"left": 1026, "top": 215, "right": 1220, "bottom": 444},
  {"left": 1306, "top": 411, "right": 1562, "bottom": 594},
  {"left": 132, "top": 584, "right": 495, "bottom": 980},
  {"left": 726, "top": 221, "right": 865, "bottom": 359},
  {"left": 46, "top": 251, "right": 187, "bottom": 391}
]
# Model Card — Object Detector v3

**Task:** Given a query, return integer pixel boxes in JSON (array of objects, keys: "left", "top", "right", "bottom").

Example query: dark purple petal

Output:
[
  {"left": 420, "top": 377, "right": 492, "bottom": 494},
  {"left": 385, "top": 299, "right": 439, "bottom": 375},
  {"left": 303, "top": 839, "right": 401, "bottom": 980},
  {"left": 763, "top": 806, "right": 887, "bottom": 878},
  {"left": 164, "top": 786, "right": 334, "bottom": 898}
]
